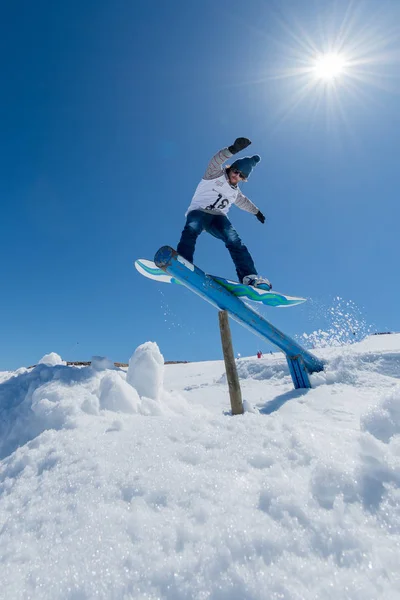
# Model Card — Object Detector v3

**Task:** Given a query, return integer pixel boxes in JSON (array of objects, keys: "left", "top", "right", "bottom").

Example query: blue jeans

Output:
[{"left": 177, "top": 210, "right": 257, "bottom": 282}]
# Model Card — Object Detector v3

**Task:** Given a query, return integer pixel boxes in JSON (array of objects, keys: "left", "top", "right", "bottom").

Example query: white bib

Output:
[{"left": 186, "top": 174, "right": 239, "bottom": 216}]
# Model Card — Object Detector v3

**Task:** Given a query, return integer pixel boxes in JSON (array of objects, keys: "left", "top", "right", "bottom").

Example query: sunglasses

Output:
[{"left": 231, "top": 169, "right": 246, "bottom": 180}]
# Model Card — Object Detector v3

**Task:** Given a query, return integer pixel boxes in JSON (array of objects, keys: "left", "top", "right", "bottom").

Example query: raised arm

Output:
[
  {"left": 203, "top": 137, "right": 252, "bottom": 180},
  {"left": 203, "top": 148, "right": 232, "bottom": 180}
]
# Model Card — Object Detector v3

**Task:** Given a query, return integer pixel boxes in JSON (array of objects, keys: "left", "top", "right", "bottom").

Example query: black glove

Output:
[
  {"left": 228, "top": 137, "right": 251, "bottom": 154},
  {"left": 256, "top": 210, "right": 265, "bottom": 224}
]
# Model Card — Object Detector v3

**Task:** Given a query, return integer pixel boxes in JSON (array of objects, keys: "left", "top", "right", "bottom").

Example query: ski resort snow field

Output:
[{"left": 0, "top": 335, "right": 400, "bottom": 599}]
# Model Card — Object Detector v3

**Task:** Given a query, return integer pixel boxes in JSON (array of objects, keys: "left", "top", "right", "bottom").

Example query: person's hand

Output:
[
  {"left": 256, "top": 210, "right": 265, "bottom": 224},
  {"left": 228, "top": 137, "right": 251, "bottom": 154}
]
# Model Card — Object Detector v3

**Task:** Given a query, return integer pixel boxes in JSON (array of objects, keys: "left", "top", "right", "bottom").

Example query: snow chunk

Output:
[
  {"left": 243, "top": 399, "right": 257, "bottom": 413},
  {"left": 127, "top": 342, "right": 164, "bottom": 401},
  {"left": 99, "top": 372, "right": 141, "bottom": 413},
  {"left": 38, "top": 352, "right": 65, "bottom": 366}
]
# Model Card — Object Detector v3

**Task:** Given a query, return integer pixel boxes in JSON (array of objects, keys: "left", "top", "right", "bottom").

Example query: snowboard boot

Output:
[{"left": 242, "top": 274, "right": 272, "bottom": 291}]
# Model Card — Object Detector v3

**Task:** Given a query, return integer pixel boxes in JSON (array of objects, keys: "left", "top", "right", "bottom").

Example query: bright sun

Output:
[
  {"left": 314, "top": 53, "right": 346, "bottom": 80},
  {"left": 262, "top": 4, "right": 398, "bottom": 126}
]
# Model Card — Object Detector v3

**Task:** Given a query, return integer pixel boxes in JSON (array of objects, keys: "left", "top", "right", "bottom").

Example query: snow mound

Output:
[
  {"left": 38, "top": 352, "right": 65, "bottom": 366},
  {"left": 361, "top": 385, "right": 400, "bottom": 443},
  {"left": 356, "top": 391, "right": 400, "bottom": 516},
  {"left": 311, "top": 346, "right": 400, "bottom": 389},
  {"left": 0, "top": 343, "right": 190, "bottom": 460}
]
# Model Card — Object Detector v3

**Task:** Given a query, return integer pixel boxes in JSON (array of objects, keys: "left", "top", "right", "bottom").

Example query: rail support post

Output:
[
  {"left": 286, "top": 355, "right": 311, "bottom": 389},
  {"left": 218, "top": 310, "right": 244, "bottom": 415}
]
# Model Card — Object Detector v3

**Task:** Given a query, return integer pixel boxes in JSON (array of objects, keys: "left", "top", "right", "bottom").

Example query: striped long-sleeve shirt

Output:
[{"left": 185, "top": 148, "right": 260, "bottom": 217}]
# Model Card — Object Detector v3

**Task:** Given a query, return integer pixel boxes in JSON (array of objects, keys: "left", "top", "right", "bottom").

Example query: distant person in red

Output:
[{"left": 257, "top": 351, "right": 263, "bottom": 359}]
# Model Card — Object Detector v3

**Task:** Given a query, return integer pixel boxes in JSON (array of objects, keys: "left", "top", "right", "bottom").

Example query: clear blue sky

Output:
[{"left": 1, "top": 0, "right": 399, "bottom": 369}]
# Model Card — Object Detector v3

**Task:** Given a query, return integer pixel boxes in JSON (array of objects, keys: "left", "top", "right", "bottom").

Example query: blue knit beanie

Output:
[{"left": 230, "top": 155, "right": 261, "bottom": 179}]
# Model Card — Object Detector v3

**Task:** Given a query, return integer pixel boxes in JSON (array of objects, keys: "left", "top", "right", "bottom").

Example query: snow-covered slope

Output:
[{"left": 1, "top": 335, "right": 400, "bottom": 599}]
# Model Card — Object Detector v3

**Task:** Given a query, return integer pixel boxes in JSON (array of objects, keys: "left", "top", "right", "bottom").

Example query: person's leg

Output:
[
  {"left": 206, "top": 215, "right": 257, "bottom": 282},
  {"left": 177, "top": 210, "right": 205, "bottom": 262}
]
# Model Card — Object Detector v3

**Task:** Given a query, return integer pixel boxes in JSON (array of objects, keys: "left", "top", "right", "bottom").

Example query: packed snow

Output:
[{"left": 1, "top": 335, "right": 400, "bottom": 599}]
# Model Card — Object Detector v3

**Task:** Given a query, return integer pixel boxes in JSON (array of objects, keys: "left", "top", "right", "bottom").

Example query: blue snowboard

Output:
[{"left": 135, "top": 259, "right": 306, "bottom": 308}]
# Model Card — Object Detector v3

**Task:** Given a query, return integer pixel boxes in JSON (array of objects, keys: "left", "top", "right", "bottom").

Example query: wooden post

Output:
[{"left": 218, "top": 310, "right": 244, "bottom": 415}]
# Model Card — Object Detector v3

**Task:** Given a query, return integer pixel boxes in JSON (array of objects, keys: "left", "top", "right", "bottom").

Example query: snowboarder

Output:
[{"left": 177, "top": 137, "right": 271, "bottom": 290}]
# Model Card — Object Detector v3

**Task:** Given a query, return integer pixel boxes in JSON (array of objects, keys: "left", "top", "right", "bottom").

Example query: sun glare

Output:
[
  {"left": 314, "top": 53, "right": 346, "bottom": 80},
  {"left": 257, "top": 3, "right": 400, "bottom": 129}
]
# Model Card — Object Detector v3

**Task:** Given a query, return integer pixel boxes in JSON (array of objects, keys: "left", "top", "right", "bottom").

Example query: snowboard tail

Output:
[{"left": 135, "top": 259, "right": 183, "bottom": 285}]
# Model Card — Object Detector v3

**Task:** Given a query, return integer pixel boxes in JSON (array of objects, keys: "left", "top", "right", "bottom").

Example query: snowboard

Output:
[{"left": 135, "top": 259, "right": 306, "bottom": 308}]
